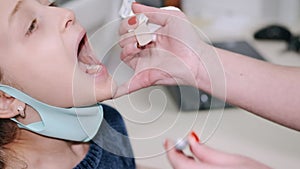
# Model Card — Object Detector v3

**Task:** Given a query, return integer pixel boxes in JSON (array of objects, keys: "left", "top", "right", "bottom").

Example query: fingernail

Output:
[
  {"left": 128, "top": 16, "right": 137, "bottom": 25},
  {"left": 132, "top": 2, "right": 140, "bottom": 5},
  {"left": 191, "top": 131, "right": 200, "bottom": 143}
]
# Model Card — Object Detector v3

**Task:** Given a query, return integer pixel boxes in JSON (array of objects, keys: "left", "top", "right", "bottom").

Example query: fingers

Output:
[
  {"left": 188, "top": 133, "right": 237, "bottom": 165},
  {"left": 132, "top": 3, "right": 185, "bottom": 26},
  {"left": 120, "top": 43, "right": 141, "bottom": 61},
  {"left": 164, "top": 139, "right": 203, "bottom": 169},
  {"left": 120, "top": 3, "right": 186, "bottom": 36},
  {"left": 120, "top": 3, "right": 187, "bottom": 39},
  {"left": 119, "top": 15, "right": 139, "bottom": 35},
  {"left": 113, "top": 70, "right": 152, "bottom": 98},
  {"left": 163, "top": 133, "right": 240, "bottom": 169},
  {"left": 119, "top": 3, "right": 187, "bottom": 52},
  {"left": 119, "top": 31, "right": 136, "bottom": 48},
  {"left": 114, "top": 67, "right": 169, "bottom": 98}
]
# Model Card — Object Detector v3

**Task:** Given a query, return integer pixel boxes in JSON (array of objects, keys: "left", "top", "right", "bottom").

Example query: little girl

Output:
[{"left": 0, "top": 0, "right": 135, "bottom": 168}]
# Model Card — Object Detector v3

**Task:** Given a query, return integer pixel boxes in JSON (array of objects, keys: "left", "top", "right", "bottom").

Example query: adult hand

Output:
[
  {"left": 116, "top": 3, "right": 214, "bottom": 98},
  {"left": 164, "top": 133, "right": 271, "bottom": 169}
]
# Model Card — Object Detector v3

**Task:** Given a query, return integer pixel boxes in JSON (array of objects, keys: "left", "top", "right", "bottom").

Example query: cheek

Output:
[
  {"left": 9, "top": 56, "right": 76, "bottom": 107},
  {"left": 21, "top": 66, "right": 75, "bottom": 107},
  {"left": 2, "top": 36, "right": 78, "bottom": 106}
]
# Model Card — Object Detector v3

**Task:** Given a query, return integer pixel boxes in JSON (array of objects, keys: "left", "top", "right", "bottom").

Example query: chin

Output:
[{"left": 73, "top": 29, "right": 118, "bottom": 104}]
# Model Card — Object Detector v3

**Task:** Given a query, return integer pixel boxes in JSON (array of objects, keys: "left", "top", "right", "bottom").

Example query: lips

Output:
[{"left": 76, "top": 32, "right": 103, "bottom": 75}]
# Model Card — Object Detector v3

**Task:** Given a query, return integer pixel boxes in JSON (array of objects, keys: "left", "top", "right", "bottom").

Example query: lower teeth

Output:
[{"left": 86, "top": 64, "right": 101, "bottom": 74}]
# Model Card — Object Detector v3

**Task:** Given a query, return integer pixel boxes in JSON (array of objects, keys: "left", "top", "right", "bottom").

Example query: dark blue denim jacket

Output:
[{"left": 74, "top": 105, "right": 136, "bottom": 169}]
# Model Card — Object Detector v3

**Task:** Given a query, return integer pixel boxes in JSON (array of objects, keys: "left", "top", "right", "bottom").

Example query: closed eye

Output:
[{"left": 25, "top": 19, "right": 37, "bottom": 36}]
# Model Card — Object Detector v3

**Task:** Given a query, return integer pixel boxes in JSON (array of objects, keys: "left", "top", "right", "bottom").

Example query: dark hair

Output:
[
  {"left": 0, "top": 69, "right": 21, "bottom": 168},
  {"left": 0, "top": 119, "right": 18, "bottom": 168}
]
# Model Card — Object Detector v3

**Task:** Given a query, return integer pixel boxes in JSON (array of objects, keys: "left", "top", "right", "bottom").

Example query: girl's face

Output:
[{"left": 0, "top": 0, "right": 116, "bottom": 107}]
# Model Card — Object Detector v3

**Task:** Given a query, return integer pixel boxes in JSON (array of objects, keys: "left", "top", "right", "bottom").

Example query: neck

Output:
[{"left": 5, "top": 129, "right": 89, "bottom": 169}]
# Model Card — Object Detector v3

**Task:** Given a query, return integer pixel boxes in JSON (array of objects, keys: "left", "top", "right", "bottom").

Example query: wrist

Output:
[{"left": 193, "top": 44, "right": 226, "bottom": 98}]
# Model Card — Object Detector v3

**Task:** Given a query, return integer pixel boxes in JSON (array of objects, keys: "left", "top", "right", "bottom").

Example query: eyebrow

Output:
[{"left": 9, "top": 0, "right": 24, "bottom": 22}]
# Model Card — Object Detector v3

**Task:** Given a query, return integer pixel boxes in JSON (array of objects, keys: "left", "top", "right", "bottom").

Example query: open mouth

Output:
[{"left": 77, "top": 33, "right": 103, "bottom": 75}]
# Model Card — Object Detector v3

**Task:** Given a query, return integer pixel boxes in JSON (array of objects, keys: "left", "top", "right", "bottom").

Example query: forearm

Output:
[{"left": 198, "top": 47, "right": 300, "bottom": 130}]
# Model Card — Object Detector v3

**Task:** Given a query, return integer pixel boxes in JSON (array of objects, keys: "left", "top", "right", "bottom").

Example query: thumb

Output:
[{"left": 113, "top": 70, "right": 155, "bottom": 98}]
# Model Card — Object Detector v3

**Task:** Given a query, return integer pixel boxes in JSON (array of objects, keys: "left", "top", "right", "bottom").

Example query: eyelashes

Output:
[
  {"left": 24, "top": 2, "right": 58, "bottom": 37},
  {"left": 25, "top": 19, "right": 37, "bottom": 36},
  {"left": 23, "top": 2, "right": 57, "bottom": 37}
]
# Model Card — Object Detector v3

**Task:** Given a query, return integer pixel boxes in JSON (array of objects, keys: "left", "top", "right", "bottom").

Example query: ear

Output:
[{"left": 0, "top": 91, "right": 25, "bottom": 118}]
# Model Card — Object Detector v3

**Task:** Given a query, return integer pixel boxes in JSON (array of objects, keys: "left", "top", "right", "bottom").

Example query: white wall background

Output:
[
  {"left": 59, "top": 0, "right": 300, "bottom": 28},
  {"left": 182, "top": 0, "right": 300, "bottom": 26}
]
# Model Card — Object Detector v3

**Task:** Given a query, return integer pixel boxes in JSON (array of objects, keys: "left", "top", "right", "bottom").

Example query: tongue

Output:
[
  {"left": 77, "top": 38, "right": 102, "bottom": 75},
  {"left": 78, "top": 54, "right": 96, "bottom": 65}
]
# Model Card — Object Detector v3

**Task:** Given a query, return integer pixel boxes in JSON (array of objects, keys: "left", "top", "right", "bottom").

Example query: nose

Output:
[{"left": 60, "top": 8, "right": 76, "bottom": 32}]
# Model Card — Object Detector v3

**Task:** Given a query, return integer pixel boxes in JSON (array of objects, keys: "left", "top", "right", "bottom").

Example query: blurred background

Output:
[
  {"left": 140, "top": 0, "right": 300, "bottom": 25},
  {"left": 135, "top": 0, "right": 300, "bottom": 39},
  {"left": 181, "top": 0, "right": 300, "bottom": 25},
  {"left": 57, "top": 0, "right": 300, "bottom": 39},
  {"left": 56, "top": 0, "right": 300, "bottom": 24}
]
